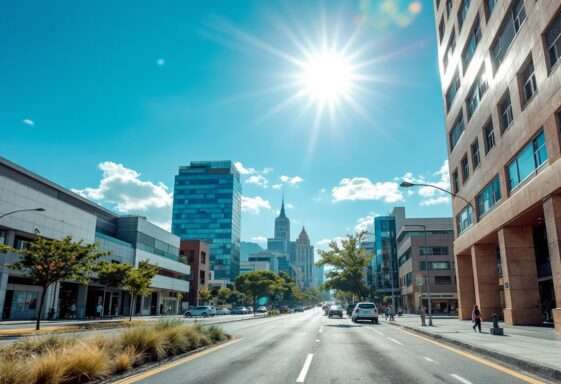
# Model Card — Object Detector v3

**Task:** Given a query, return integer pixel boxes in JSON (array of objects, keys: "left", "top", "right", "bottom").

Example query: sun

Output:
[{"left": 298, "top": 50, "right": 355, "bottom": 105}]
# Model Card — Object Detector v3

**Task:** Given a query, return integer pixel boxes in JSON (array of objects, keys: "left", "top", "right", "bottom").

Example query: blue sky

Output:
[{"left": 1, "top": 0, "right": 452, "bottom": 254}]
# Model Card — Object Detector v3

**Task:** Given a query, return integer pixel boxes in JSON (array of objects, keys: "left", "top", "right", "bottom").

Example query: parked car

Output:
[
  {"left": 279, "top": 305, "right": 290, "bottom": 313},
  {"left": 231, "top": 306, "right": 250, "bottom": 315},
  {"left": 215, "top": 307, "right": 231, "bottom": 315},
  {"left": 184, "top": 305, "right": 216, "bottom": 317},
  {"left": 328, "top": 305, "right": 344, "bottom": 318},
  {"left": 256, "top": 306, "right": 268, "bottom": 313},
  {"left": 294, "top": 306, "right": 304, "bottom": 312},
  {"left": 351, "top": 302, "right": 379, "bottom": 324}
]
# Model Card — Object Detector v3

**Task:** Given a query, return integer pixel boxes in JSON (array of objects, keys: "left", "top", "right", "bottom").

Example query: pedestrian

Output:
[
  {"left": 96, "top": 303, "right": 104, "bottom": 319},
  {"left": 389, "top": 305, "right": 395, "bottom": 321},
  {"left": 70, "top": 303, "right": 77, "bottom": 319},
  {"left": 472, "top": 304, "right": 482, "bottom": 333}
]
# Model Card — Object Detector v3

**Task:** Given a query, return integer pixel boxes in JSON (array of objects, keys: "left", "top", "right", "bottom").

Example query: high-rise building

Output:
[
  {"left": 294, "top": 227, "right": 314, "bottom": 289},
  {"left": 433, "top": 1, "right": 561, "bottom": 330},
  {"left": 274, "top": 198, "right": 290, "bottom": 242},
  {"left": 172, "top": 161, "right": 241, "bottom": 283},
  {"left": 373, "top": 215, "right": 399, "bottom": 307}
]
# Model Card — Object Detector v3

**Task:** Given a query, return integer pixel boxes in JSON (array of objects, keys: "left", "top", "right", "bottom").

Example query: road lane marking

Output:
[
  {"left": 296, "top": 353, "right": 314, "bottom": 383},
  {"left": 371, "top": 328, "right": 384, "bottom": 336},
  {"left": 397, "top": 329, "right": 546, "bottom": 384},
  {"left": 318, "top": 326, "right": 323, "bottom": 333},
  {"left": 315, "top": 339, "right": 320, "bottom": 343},
  {"left": 387, "top": 337, "right": 403, "bottom": 346},
  {"left": 450, "top": 374, "right": 473, "bottom": 384},
  {"left": 112, "top": 338, "right": 241, "bottom": 384},
  {"left": 423, "top": 356, "right": 436, "bottom": 363}
]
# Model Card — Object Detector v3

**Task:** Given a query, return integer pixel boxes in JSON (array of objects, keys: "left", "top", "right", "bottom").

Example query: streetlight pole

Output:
[
  {"left": 403, "top": 224, "right": 433, "bottom": 326},
  {"left": 0, "top": 208, "right": 46, "bottom": 220},
  {"left": 399, "top": 181, "right": 474, "bottom": 211}
]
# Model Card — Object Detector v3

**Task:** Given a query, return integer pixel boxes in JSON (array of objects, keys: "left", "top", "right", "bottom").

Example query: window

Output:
[
  {"left": 545, "top": 12, "right": 561, "bottom": 69},
  {"left": 491, "top": 0, "right": 527, "bottom": 69},
  {"left": 420, "top": 247, "right": 449, "bottom": 256},
  {"left": 452, "top": 169, "right": 460, "bottom": 193},
  {"left": 446, "top": 0, "right": 453, "bottom": 18},
  {"left": 471, "top": 139, "right": 481, "bottom": 169},
  {"left": 439, "top": 17, "right": 445, "bottom": 43},
  {"left": 519, "top": 57, "right": 537, "bottom": 107},
  {"left": 462, "top": 16, "right": 481, "bottom": 70},
  {"left": 0, "top": 231, "right": 6, "bottom": 245},
  {"left": 461, "top": 155, "right": 469, "bottom": 183},
  {"left": 483, "top": 120, "right": 496, "bottom": 154},
  {"left": 404, "top": 272, "right": 413, "bottom": 287},
  {"left": 443, "top": 31, "right": 456, "bottom": 71},
  {"left": 498, "top": 91, "right": 513, "bottom": 132},
  {"left": 466, "top": 66, "right": 488, "bottom": 119},
  {"left": 507, "top": 130, "right": 548, "bottom": 191},
  {"left": 449, "top": 112, "right": 464, "bottom": 151},
  {"left": 435, "top": 276, "right": 453, "bottom": 285},
  {"left": 485, "top": 0, "right": 497, "bottom": 19},
  {"left": 457, "top": 204, "right": 473, "bottom": 234},
  {"left": 420, "top": 261, "right": 451, "bottom": 271},
  {"left": 399, "top": 250, "right": 411, "bottom": 266},
  {"left": 476, "top": 175, "right": 501, "bottom": 218},
  {"left": 458, "top": 0, "right": 471, "bottom": 30},
  {"left": 201, "top": 251, "right": 206, "bottom": 264},
  {"left": 446, "top": 72, "right": 461, "bottom": 110}
]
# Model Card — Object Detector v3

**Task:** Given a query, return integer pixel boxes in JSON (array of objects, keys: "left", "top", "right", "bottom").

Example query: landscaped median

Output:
[{"left": 0, "top": 320, "right": 230, "bottom": 384}]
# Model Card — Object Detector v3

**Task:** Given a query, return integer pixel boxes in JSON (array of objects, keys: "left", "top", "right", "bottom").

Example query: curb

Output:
[{"left": 387, "top": 322, "right": 561, "bottom": 383}]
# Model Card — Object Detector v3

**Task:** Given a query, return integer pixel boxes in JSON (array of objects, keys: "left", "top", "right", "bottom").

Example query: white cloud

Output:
[
  {"left": 246, "top": 174, "right": 268, "bottom": 188},
  {"left": 241, "top": 195, "right": 271, "bottom": 214},
  {"left": 402, "top": 160, "right": 451, "bottom": 206},
  {"left": 251, "top": 236, "right": 268, "bottom": 246},
  {"left": 272, "top": 184, "right": 282, "bottom": 190},
  {"left": 286, "top": 203, "right": 294, "bottom": 209},
  {"left": 235, "top": 161, "right": 273, "bottom": 189},
  {"left": 156, "top": 58, "right": 165, "bottom": 67},
  {"left": 354, "top": 213, "right": 378, "bottom": 233},
  {"left": 332, "top": 178, "right": 403, "bottom": 203},
  {"left": 22, "top": 119, "right": 34, "bottom": 126},
  {"left": 72, "top": 162, "right": 172, "bottom": 230},
  {"left": 280, "top": 175, "right": 304, "bottom": 186},
  {"left": 234, "top": 161, "right": 255, "bottom": 175}
]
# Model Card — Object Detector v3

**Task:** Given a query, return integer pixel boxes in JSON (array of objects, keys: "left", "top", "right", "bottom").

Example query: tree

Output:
[
  {"left": 227, "top": 290, "right": 245, "bottom": 306},
  {"left": 235, "top": 271, "right": 279, "bottom": 315},
  {"left": 97, "top": 261, "right": 132, "bottom": 315},
  {"left": 1, "top": 236, "right": 107, "bottom": 330},
  {"left": 198, "top": 287, "right": 211, "bottom": 305},
  {"left": 122, "top": 261, "right": 158, "bottom": 321},
  {"left": 316, "top": 232, "right": 373, "bottom": 302},
  {"left": 216, "top": 287, "right": 232, "bottom": 306}
]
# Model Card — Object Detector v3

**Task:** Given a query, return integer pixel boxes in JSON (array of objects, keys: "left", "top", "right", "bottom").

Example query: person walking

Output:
[
  {"left": 96, "top": 303, "right": 104, "bottom": 319},
  {"left": 389, "top": 305, "right": 395, "bottom": 321},
  {"left": 472, "top": 304, "right": 482, "bottom": 333}
]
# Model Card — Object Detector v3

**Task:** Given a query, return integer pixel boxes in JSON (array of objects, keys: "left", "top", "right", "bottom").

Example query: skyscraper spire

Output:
[{"left": 279, "top": 193, "right": 286, "bottom": 218}]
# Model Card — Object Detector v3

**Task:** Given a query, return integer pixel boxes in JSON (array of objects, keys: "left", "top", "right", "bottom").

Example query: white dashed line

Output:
[
  {"left": 423, "top": 356, "right": 436, "bottom": 363},
  {"left": 450, "top": 374, "right": 473, "bottom": 384},
  {"left": 296, "top": 353, "right": 314, "bottom": 383},
  {"left": 315, "top": 339, "right": 320, "bottom": 343},
  {"left": 387, "top": 337, "right": 403, "bottom": 346},
  {"left": 319, "top": 326, "right": 323, "bottom": 334}
]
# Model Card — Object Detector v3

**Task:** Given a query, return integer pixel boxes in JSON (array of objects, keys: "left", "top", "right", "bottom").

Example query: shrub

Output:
[
  {"left": 119, "top": 326, "right": 168, "bottom": 362},
  {"left": 27, "top": 349, "right": 66, "bottom": 384},
  {"left": 61, "top": 342, "right": 111, "bottom": 383},
  {"left": 6, "top": 335, "right": 74, "bottom": 359},
  {"left": 204, "top": 326, "right": 228, "bottom": 343},
  {"left": 112, "top": 347, "right": 140, "bottom": 374},
  {"left": 0, "top": 359, "right": 28, "bottom": 384},
  {"left": 161, "top": 326, "right": 189, "bottom": 354}
]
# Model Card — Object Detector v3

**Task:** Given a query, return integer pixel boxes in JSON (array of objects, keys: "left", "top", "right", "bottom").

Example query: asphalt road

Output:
[{"left": 129, "top": 308, "right": 548, "bottom": 384}]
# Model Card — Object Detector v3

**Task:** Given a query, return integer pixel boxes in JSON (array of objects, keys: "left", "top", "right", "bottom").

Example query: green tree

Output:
[
  {"left": 97, "top": 261, "right": 132, "bottom": 314},
  {"left": 198, "top": 287, "right": 211, "bottom": 305},
  {"left": 235, "top": 271, "right": 279, "bottom": 315},
  {"left": 1, "top": 236, "right": 107, "bottom": 330},
  {"left": 216, "top": 287, "right": 232, "bottom": 306},
  {"left": 227, "top": 290, "right": 245, "bottom": 305},
  {"left": 316, "top": 232, "right": 373, "bottom": 302},
  {"left": 123, "top": 261, "right": 158, "bottom": 321}
]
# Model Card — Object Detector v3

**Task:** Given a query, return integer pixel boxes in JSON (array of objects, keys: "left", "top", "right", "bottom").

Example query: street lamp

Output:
[
  {"left": 402, "top": 224, "right": 433, "bottom": 326},
  {"left": 0, "top": 208, "right": 46, "bottom": 220},
  {"left": 399, "top": 181, "right": 474, "bottom": 210}
]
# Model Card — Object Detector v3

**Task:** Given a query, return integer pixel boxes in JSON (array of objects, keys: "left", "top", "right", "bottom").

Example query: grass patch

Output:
[{"left": 0, "top": 322, "right": 230, "bottom": 384}]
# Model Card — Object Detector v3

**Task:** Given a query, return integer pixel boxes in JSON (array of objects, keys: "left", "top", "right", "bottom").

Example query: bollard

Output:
[{"left": 490, "top": 313, "right": 504, "bottom": 336}]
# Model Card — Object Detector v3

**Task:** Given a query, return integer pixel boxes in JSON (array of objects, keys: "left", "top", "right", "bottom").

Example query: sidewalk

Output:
[{"left": 387, "top": 315, "right": 561, "bottom": 382}]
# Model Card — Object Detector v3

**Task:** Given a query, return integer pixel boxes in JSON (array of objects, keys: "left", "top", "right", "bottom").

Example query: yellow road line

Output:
[
  {"left": 112, "top": 338, "right": 242, "bottom": 384},
  {"left": 396, "top": 328, "right": 546, "bottom": 384}
]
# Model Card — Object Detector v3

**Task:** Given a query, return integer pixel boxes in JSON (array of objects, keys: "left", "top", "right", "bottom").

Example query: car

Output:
[
  {"left": 215, "top": 307, "right": 231, "bottom": 315},
  {"left": 231, "top": 306, "right": 250, "bottom": 315},
  {"left": 256, "top": 306, "right": 268, "bottom": 313},
  {"left": 184, "top": 305, "right": 216, "bottom": 317},
  {"left": 351, "top": 302, "right": 379, "bottom": 324},
  {"left": 279, "top": 305, "right": 290, "bottom": 313},
  {"left": 328, "top": 305, "right": 344, "bottom": 318},
  {"left": 294, "top": 306, "right": 304, "bottom": 312}
]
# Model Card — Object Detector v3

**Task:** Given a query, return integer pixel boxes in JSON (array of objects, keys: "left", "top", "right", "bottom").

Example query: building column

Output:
[
  {"left": 43, "top": 282, "right": 60, "bottom": 319},
  {"left": 0, "top": 271, "right": 9, "bottom": 319},
  {"left": 543, "top": 196, "right": 561, "bottom": 332},
  {"left": 455, "top": 253, "right": 476, "bottom": 320},
  {"left": 471, "top": 244, "right": 501, "bottom": 320},
  {"left": 76, "top": 285, "right": 88, "bottom": 319},
  {"left": 498, "top": 226, "right": 542, "bottom": 325}
]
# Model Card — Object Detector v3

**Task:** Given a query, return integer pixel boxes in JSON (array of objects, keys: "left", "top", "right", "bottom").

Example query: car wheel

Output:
[
  {"left": 202, "top": 312, "right": 208, "bottom": 317},
  {"left": 374, "top": 318, "right": 379, "bottom": 324},
  {"left": 186, "top": 313, "right": 192, "bottom": 317}
]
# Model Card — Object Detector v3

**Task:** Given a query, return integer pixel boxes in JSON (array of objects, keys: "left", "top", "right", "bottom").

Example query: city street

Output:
[{"left": 122, "top": 308, "right": 548, "bottom": 384}]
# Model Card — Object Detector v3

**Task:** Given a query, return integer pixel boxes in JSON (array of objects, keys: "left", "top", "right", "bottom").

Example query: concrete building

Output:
[
  {"left": 180, "top": 240, "right": 210, "bottom": 307},
  {"left": 172, "top": 161, "right": 241, "bottom": 283},
  {"left": 293, "top": 227, "right": 314, "bottom": 289},
  {"left": 394, "top": 207, "right": 457, "bottom": 314},
  {"left": 0, "top": 157, "right": 189, "bottom": 320},
  {"left": 433, "top": 0, "right": 561, "bottom": 330},
  {"left": 240, "top": 260, "right": 272, "bottom": 274}
]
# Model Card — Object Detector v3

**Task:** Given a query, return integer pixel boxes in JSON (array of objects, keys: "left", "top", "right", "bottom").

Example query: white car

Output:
[
  {"left": 215, "top": 307, "right": 231, "bottom": 315},
  {"left": 351, "top": 302, "right": 379, "bottom": 324},
  {"left": 184, "top": 305, "right": 216, "bottom": 317}
]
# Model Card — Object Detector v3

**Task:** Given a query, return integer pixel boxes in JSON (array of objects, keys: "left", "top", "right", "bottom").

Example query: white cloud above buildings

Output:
[
  {"left": 72, "top": 161, "right": 173, "bottom": 230},
  {"left": 332, "top": 178, "right": 403, "bottom": 203},
  {"left": 401, "top": 159, "right": 451, "bottom": 206},
  {"left": 241, "top": 195, "right": 271, "bottom": 214},
  {"left": 354, "top": 213, "right": 378, "bottom": 233}
]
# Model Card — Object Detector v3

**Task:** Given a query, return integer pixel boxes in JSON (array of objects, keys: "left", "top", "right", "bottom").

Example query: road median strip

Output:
[{"left": 387, "top": 322, "right": 558, "bottom": 384}]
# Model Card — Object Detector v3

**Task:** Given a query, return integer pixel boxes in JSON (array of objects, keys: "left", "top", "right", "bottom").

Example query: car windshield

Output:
[
  {"left": 358, "top": 304, "right": 375, "bottom": 309},
  {"left": 330, "top": 305, "right": 342, "bottom": 310}
]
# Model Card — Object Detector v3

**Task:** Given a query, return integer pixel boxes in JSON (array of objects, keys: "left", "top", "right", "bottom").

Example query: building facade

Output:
[
  {"left": 172, "top": 161, "right": 241, "bottom": 283},
  {"left": 434, "top": 0, "right": 561, "bottom": 330},
  {"left": 179, "top": 240, "right": 210, "bottom": 307},
  {"left": 0, "top": 157, "right": 189, "bottom": 320},
  {"left": 372, "top": 215, "right": 400, "bottom": 307},
  {"left": 394, "top": 208, "right": 457, "bottom": 314},
  {"left": 294, "top": 227, "right": 314, "bottom": 289}
]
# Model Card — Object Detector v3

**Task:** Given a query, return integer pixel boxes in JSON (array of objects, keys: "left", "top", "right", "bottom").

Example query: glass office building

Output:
[
  {"left": 172, "top": 161, "right": 241, "bottom": 282},
  {"left": 373, "top": 215, "right": 399, "bottom": 305}
]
